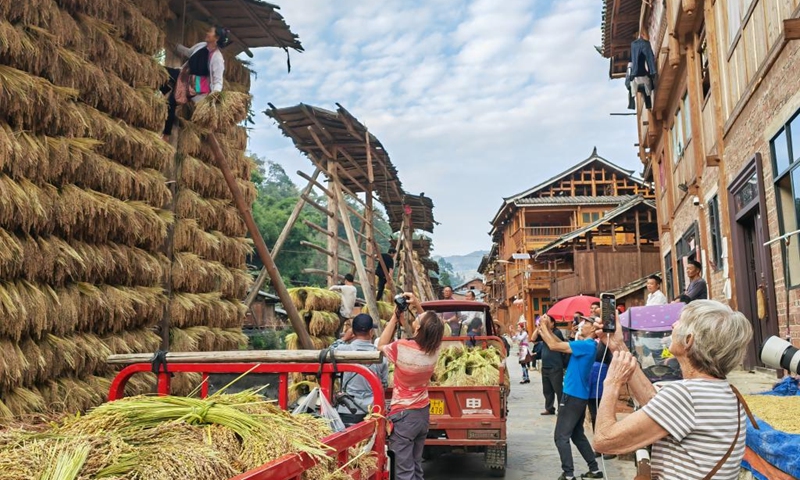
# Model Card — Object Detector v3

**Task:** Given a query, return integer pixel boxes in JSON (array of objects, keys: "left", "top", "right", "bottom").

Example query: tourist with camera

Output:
[
  {"left": 592, "top": 300, "right": 753, "bottom": 480},
  {"left": 378, "top": 292, "right": 445, "bottom": 480}
]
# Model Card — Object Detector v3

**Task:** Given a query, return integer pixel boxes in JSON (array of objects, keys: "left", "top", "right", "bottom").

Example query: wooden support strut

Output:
[
  {"left": 206, "top": 133, "right": 314, "bottom": 350},
  {"left": 333, "top": 175, "right": 382, "bottom": 335},
  {"left": 107, "top": 349, "right": 384, "bottom": 365},
  {"left": 244, "top": 168, "right": 321, "bottom": 308}
]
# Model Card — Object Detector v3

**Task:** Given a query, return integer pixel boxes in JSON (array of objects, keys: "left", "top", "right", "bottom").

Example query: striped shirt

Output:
[
  {"left": 383, "top": 339, "right": 440, "bottom": 414},
  {"left": 643, "top": 379, "right": 744, "bottom": 480}
]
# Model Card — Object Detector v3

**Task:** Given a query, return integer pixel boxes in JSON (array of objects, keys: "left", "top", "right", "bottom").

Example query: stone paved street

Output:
[{"left": 423, "top": 359, "right": 637, "bottom": 479}]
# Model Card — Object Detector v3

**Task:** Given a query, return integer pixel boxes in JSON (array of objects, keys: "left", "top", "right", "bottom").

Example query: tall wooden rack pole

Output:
[
  {"left": 327, "top": 159, "right": 339, "bottom": 286},
  {"left": 333, "top": 173, "right": 381, "bottom": 334},
  {"left": 244, "top": 167, "right": 321, "bottom": 308},
  {"left": 207, "top": 133, "right": 314, "bottom": 350}
]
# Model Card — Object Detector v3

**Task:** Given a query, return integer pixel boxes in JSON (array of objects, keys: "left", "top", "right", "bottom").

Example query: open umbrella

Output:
[
  {"left": 620, "top": 303, "right": 685, "bottom": 332},
  {"left": 546, "top": 295, "right": 600, "bottom": 321}
]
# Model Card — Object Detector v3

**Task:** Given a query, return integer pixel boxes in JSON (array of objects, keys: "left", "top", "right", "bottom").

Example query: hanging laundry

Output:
[{"left": 626, "top": 37, "right": 657, "bottom": 110}]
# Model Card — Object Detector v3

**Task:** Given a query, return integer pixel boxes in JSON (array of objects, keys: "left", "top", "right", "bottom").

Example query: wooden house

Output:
[
  {"left": 601, "top": 0, "right": 800, "bottom": 368},
  {"left": 452, "top": 277, "right": 486, "bottom": 300},
  {"left": 488, "top": 150, "right": 657, "bottom": 330}
]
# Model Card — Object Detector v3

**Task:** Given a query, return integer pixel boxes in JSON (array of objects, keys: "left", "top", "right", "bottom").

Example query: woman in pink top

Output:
[{"left": 378, "top": 292, "right": 444, "bottom": 480}]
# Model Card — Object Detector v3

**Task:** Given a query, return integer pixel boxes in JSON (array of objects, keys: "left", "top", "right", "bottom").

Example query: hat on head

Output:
[{"left": 352, "top": 313, "right": 376, "bottom": 332}]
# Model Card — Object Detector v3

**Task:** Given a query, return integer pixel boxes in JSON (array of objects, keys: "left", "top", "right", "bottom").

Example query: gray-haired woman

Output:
[{"left": 592, "top": 300, "right": 753, "bottom": 480}]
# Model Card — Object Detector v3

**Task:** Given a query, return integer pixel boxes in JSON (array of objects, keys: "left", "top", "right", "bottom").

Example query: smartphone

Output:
[{"left": 600, "top": 293, "right": 616, "bottom": 333}]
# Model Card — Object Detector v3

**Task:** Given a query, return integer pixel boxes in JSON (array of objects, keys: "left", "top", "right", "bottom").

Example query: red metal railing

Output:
[{"left": 108, "top": 362, "right": 387, "bottom": 480}]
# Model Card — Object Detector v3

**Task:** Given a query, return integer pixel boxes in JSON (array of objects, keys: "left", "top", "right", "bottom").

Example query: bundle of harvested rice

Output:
[
  {"left": 285, "top": 333, "right": 329, "bottom": 351},
  {"left": 361, "top": 301, "right": 394, "bottom": 322},
  {"left": 432, "top": 346, "right": 503, "bottom": 387},
  {"left": 287, "top": 287, "right": 342, "bottom": 313},
  {"left": 191, "top": 91, "right": 251, "bottom": 133},
  {"left": 743, "top": 394, "right": 800, "bottom": 434},
  {"left": 305, "top": 310, "right": 341, "bottom": 337}
]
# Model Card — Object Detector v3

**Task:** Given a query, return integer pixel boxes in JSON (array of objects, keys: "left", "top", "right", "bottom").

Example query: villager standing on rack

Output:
[
  {"left": 375, "top": 248, "right": 396, "bottom": 302},
  {"left": 161, "top": 26, "right": 231, "bottom": 141}
]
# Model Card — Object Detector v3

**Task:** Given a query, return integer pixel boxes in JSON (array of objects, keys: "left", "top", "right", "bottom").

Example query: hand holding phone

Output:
[{"left": 600, "top": 293, "right": 616, "bottom": 333}]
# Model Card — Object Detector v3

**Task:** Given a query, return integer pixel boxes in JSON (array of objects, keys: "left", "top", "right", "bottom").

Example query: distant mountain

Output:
[{"left": 433, "top": 250, "right": 489, "bottom": 283}]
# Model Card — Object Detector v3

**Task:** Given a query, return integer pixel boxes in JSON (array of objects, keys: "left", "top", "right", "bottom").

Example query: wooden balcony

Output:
[
  {"left": 512, "top": 226, "right": 573, "bottom": 251},
  {"left": 551, "top": 247, "right": 661, "bottom": 299}
]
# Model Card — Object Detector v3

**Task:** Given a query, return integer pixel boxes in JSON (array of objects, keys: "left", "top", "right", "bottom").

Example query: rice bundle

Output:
[
  {"left": 743, "top": 394, "right": 800, "bottom": 434},
  {"left": 305, "top": 310, "right": 341, "bottom": 337},
  {"left": 287, "top": 287, "right": 342, "bottom": 313},
  {"left": 192, "top": 91, "right": 251, "bottom": 133},
  {"left": 0, "top": 392, "right": 354, "bottom": 480},
  {"left": 432, "top": 346, "right": 503, "bottom": 387},
  {"left": 361, "top": 301, "right": 394, "bottom": 322}
]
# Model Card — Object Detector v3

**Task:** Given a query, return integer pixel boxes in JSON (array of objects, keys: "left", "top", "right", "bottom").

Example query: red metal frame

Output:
[{"left": 109, "top": 362, "right": 387, "bottom": 480}]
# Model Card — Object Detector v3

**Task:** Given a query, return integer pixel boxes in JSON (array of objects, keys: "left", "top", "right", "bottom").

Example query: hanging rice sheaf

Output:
[{"left": 0, "top": 0, "right": 262, "bottom": 419}]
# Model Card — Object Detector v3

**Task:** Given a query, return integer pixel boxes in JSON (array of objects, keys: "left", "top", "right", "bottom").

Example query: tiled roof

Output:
[{"left": 514, "top": 195, "right": 635, "bottom": 206}]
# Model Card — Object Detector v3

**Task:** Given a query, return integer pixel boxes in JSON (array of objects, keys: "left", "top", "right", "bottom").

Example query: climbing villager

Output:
[
  {"left": 626, "top": 30, "right": 657, "bottom": 110},
  {"left": 162, "top": 26, "right": 231, "bottom": 140},
  {"left": 375, "top": 248, "right": 396, "bottom": 302},
  {"left": 674, "top": 259, "right": 707, "bottom": 304},
  {"left": 330, "top": 273, "right": 358, "bottom": 321},
  {"left": 593, "top": 300, "right": 754, "bottom": 480},
  {"left": 539, "top": 314, "right": 604, "bottom": 480},
  {"left": 378, "top": 292, "right": 444, "bottom": 480}
]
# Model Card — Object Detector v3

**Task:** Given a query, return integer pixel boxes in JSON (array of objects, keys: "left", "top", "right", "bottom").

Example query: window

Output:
[
  {"left": 708, "top": 196, "right": 723, "bottom": 271},
  {"left": 675, "top": 224, "right": 698, "bottom": 294},
  {"left": 727, "top": 0, "right": 741, "bottom": 46},
  {"left": 664, "top": 251, "right": 674, "bottom": 301},
  {"left": 581, "top": 212, "right": 602, "bottom": 224},
  {"left": 670, "top": 93, "right": 692, "bottom": 163},
  {"left": 582, "top": 213, "right": 590, "bottom": 224},
  {"left": 772, "top": 113, "right": 800, "bottom": 286},
  {"left": 699, "top": 28, "right": 711, "bottom": 100}
]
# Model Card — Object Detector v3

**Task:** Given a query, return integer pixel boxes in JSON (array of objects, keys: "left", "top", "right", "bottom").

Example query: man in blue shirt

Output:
[
  {"left": 331, "top": 314, "right": 389, "bottom": 426},
  {"left": 539, "top": 314, "right": 603, "bottom": 480}
]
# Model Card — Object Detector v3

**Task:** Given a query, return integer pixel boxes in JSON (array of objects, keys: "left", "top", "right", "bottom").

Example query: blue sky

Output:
[{"left": 245, "top": 0, "right": 639, "bottom": 256}]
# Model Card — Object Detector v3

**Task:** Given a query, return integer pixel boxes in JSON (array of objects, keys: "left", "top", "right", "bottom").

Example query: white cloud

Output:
[{"left": 246, "top": 0, "right": 639, "bottom": 256}]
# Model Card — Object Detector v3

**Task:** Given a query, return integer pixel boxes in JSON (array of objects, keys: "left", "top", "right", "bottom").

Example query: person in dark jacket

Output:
[
  {"left": 626, "top": 31, "right": 657, "bottom": 110},
  {"left": 530, "top": 321, "right": 566, "bottom": 415},
  {"left": 375, "top": 248, "right": 396, "bottom": 301}
]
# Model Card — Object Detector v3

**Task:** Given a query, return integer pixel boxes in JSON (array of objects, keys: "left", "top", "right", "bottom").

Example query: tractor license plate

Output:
[{"left": 429, "top": 399, "right": 445, "bottom": 415}]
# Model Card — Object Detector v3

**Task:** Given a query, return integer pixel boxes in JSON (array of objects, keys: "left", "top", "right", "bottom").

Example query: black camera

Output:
[{"left": 394, "top": 294, "right": 409, "bottom": 312}]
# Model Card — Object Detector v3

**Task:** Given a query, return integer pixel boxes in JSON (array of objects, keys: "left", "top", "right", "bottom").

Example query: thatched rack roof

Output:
[
  {"left": 173, "top": 0, "right": 303, "bottom": 57},
  {"left": 600, "top": 0, "right": 643, "bottom": 77},
  {"left": 266, "top": 103, "right": 435, "bottom": 233}
]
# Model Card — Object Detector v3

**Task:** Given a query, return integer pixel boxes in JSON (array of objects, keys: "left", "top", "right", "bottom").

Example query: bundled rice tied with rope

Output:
[
  {"left": 287, "top": 287, "right": 342, "bottom": 313},
  {"left": 361, "top": 301, "right": 394, "bottom": 322},
  {"left": 304, "top": 310, "right": 341, "bottom": 337},
  {"left": 191, "top": 91, "right": 251, "bottom": 134},
  {"left": 431, "top": 346, "right": 503, "bottom": 387},
  {"left": 0, "top": 391, "right": 347, "bottom": 480},
  {"left": 284, "top": 333, "right": 335, "bottom": 351}
]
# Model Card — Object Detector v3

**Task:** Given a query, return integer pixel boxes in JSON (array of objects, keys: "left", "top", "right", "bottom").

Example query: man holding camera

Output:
[{"left": 539, "top": 314, "right": 604, "bottom": 480}]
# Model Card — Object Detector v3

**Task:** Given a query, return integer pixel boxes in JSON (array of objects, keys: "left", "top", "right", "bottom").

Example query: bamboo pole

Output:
[
  {"left": 207, "top": 133, "right": 313, "bottom": 350},
  {"left": 327, "top": 159, "right": 339, "bottom": 287},
  {"left": 334, "top": 176, "right": 382, "bottom": 335},
  {"left": 244, "top": 168, "right": 321, "bottom": 308},
  {"left": 107, "top": 350, "right": 383, "bottom": 365}
]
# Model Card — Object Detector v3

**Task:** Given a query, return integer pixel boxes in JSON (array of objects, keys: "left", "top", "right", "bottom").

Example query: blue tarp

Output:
[
  {"left": 744, "top": 419, "right": 800, "bottom": 478},
  {"left": 741, "top": 377, "right": 800, "bottom": 478}
]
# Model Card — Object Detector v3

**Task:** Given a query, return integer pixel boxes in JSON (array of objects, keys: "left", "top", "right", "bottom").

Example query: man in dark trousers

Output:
[
  {"left": 375, "top": 247, "right": 396, "bottom": 301},
  {"left": 539, "top": 314, "right": 603, "bottom": 480},
  {"left": 530, "top": 318, "right": 565, "bottom": 415}
]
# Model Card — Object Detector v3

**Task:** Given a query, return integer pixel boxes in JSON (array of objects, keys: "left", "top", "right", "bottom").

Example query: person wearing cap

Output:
[
  {"left": 674, "top": 259, "right": 707, "bottom": 304},
  {"left": 330, "top": 273, "right": 358, "bottom": 321},
  {"left": 331, "top": 313, "right": 388, "bottom": 426},
  {"left": 375, "top": 248, "right": 396, "bottom": 301}
]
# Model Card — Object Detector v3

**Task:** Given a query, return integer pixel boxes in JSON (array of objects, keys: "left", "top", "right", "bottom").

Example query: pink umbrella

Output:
[{"left": 547, "top": 295, "right": 601, "bottom": 321}]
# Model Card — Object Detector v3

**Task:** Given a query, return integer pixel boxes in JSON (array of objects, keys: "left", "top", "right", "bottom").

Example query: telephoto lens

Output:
[{"left": 760, "top": 336, "right": 800, "bottom": 375}]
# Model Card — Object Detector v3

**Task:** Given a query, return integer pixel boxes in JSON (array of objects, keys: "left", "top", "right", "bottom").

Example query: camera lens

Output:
[{"left": 761, "top": 336, "right": 800, "bottom": 375}]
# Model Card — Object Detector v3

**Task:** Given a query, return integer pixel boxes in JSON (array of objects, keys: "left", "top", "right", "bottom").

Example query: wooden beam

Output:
[
  {"left": 231, "top": 0, "right": 288, "bottom": 52},
  {"left": 300, "top": 240, "right": 356, "bottom": 267},
  {"left": 302, "top": 220, "right": 371, "bottom": 258},
  {"left": 308, "top": 127, "right": 334, "bottom": 159},
  {"left": 207, "top": 133, "right": 312, "bottom": 349},
  {"left": 300, "top": 193, "right": 334, "bottom": 218},
  {"left": 297, "top": 169, "right": 335, "bottom": 198},
  {"left": 107, "top": 349, "right": 384, "bottom": 365},
  {"left": 333, "top": 176, "right": 381, "bottom": 335},
  {"left": 327, "top": 160, "right": 339, "bottom": 287},
  {"left": 635, "top": 211, "right": 642, "bottom": 275},
  {"left": 785, "top": 18, "right": 800, "bottom": 40},
  {"left": 244, "top": 168, "right": 321, "bottom": 308}
]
